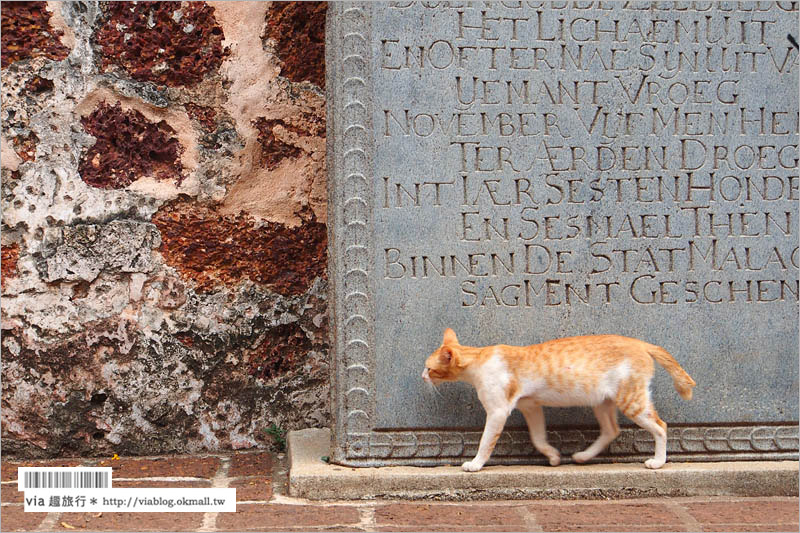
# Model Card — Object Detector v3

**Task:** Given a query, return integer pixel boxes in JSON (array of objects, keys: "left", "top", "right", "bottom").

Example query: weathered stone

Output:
[
  {"left": 12, "top": 132, "right": 38, "bottom": 162},
  {"left": 1, "top": 242, "right": 20, "bottom": 289},
  {"left": 253, "top": 118, "right": 305, "bottom": 171},
  {"left": 152, "top": 200, "right": 327, "bottom": 296},
  {"left": 265, "top": 2, "right": 327, "bottom": 88},
  {"left": 1, "top": 1, "right": 331, "bottom": 458},
  {"left": 2, "top": 278, "right": 330, "bottom": 458},
  {"left": 94, "top": 2, "right": 228, "bottom": 87},
  {"left": 327, "top": 3, "right": 799, "bottom": 466},
  {"left": 79, "top": 101, "right": 185, "bottom": 189},
  {"left": 37, "top": 220, "right": 161, "bottom": 282},
  {"left": 184, "top": 102, "right": 217, "bottom": 133},
  {"left": 0, "top": 1, "right": 70, "bottom": 68}
]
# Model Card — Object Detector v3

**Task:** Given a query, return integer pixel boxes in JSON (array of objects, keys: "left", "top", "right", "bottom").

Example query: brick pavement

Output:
[{"left": 1, "top": 453, "right": 797, "bottom": 532}]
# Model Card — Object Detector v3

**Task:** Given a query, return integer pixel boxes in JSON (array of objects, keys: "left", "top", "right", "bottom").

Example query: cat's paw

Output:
[
  {"left": 461, "top": 460, "right": 483, "bottom": 472},
  {"left": 644, "top": 458, "right": 665, "bottom": 469},
  {"left": 547, "top": 454, "right": 561, "bottom": 466},
  {"left": 572, "top": 451, "right": 593, "bottom": 464}
]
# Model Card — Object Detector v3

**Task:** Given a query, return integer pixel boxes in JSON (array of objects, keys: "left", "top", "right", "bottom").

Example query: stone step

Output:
[{"left": 289, "top": 428, "right": 799, "bottom": 501}]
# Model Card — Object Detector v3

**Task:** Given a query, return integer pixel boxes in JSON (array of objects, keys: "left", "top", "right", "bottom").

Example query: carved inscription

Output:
[
  {"left": 329, "top": 1, "right": 799, "bottom": 463},
  {"left": 375, "top": 1, "right": 799, "bottom": 310}
]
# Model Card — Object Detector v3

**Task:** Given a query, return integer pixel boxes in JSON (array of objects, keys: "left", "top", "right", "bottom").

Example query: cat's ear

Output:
[
  {"left": 439, "top": 345, "right": 455, "bottom": 365},
  {"left": 443, "top": 328, "right": 459, "bottom": 345}
]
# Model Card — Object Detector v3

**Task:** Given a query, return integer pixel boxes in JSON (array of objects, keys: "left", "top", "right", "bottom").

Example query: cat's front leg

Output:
[{"left": 462, "top": 410, "right": 508, "bottom": 472}]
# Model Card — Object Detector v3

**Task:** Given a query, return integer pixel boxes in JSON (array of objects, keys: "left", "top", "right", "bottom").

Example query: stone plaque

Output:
[{"left": 327, "top": 2, "right": 799, "bottom": 466}]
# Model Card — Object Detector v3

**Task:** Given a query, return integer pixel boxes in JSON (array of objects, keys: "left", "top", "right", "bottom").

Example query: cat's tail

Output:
[{"left": 646, "top": 345, "right": 696, "bottom": 400}]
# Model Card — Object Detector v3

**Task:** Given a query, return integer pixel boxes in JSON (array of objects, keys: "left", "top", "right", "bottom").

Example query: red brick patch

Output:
[
  {"left": 151, "top": 201, "right": 327, "bottom": 296},
  {"left": 216, "top": 504, "right": 360, "bottom": 531},
  {"left": 230, "top": 477, "right": 273, "bottom": 502},
  {"left": 95, "top": 2, "right": 227, "bottom": 87},
  {"left": 266, "top": 2, "right": 326, "bottom": 88},
  {"left": 0, "top": 1, "right": 70, "bottom": 68},
  {"left": 228, "top": 452, "right": 273, "bottom": 478},
  {"left": 79, "top": 102, "right": 184, "bottom": 189},
  {"left": 2, "top": 242, "right": 20, "bottom": 290}
]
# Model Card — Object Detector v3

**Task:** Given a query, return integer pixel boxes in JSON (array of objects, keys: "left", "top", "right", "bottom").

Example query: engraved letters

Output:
[
  {"left": 329, "top": 2, "right": 799, "bottom": 465},
  {"left": 376, "top": 2, "right": 799, "bottom": 308}
]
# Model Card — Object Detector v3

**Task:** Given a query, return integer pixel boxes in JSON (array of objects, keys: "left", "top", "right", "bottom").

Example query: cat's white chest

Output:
[{"left": 469, "top": 354, "right": 515, "bottom": 413}]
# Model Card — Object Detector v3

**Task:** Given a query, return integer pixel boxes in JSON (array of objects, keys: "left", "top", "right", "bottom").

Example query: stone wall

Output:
[{"left": 1, "top": 1, "right": 330, "bottom": 458}]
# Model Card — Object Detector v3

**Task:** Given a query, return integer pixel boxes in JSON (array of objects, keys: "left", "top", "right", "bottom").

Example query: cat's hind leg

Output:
[
  {"left": 517, "top": 398, "right": 561, "bottom": 466},
  {"left": 618, "top": 384, "right": 667, "bottom": 469},
  {"left": 572, "top": 398, "right": 619, "bottom": 464},
  {"left": 632, "top": 408, "right": 667, "bottom": 469}
]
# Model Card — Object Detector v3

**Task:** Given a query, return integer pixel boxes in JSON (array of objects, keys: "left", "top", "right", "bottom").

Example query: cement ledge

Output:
[{"left": 288, "top": 428, "right": 799, "bottom": 501}]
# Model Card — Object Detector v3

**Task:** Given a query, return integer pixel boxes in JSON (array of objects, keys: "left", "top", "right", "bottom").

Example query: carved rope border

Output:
[
  {"left": 329, "top": 2, "right": 377, "bottom": 464},
  {"left": 327, "top": 3, "right": 799, "bottom": 467}
]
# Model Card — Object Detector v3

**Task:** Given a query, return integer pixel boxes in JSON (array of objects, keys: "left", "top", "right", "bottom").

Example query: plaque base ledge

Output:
[{"left": 289, "top": 428, "right": 798, "bottom": 501}]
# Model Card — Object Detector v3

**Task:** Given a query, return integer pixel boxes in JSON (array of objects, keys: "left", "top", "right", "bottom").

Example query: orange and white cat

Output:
[{"left": 422, "top": 329, "right": 696, "bottom": 471}]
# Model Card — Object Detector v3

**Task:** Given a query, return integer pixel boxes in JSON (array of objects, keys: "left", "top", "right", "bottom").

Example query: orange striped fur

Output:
[{"left": 422, "top": 329, "right": 696, "bottom": 471}]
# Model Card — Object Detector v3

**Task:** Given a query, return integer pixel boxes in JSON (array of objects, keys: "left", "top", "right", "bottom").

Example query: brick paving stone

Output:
[
  {"left": 215, "top": 525, "right": 362, "bottom": 533},
  {"left": 53, "top": 512, "right": 203, "bottom": 531},
  {"left": 701, "top": 525, "right": 800, "bottom": 532},
  {"left": 685, "top": 499, "right": 799, "bottom": 526},
  {"left": 216, "top": 503, "right": 361, "bottom": 531},
  {"left": 90, "top": 456, "right": 220, "bottom": 479},
  {"left": 528, "top": 501, "right": 684, "bottom": 531},
  {"left": 538, "top": 525, "right": 689, "bottom": 532},
  {"left": 0, "top": 505, "right": 49, "bottom": 532},
  {"left": 2, "top": 459, "right": 83, "bottom": 482},
  {"left": 375, "top": 503, "right": 527, "bottom": 527},
  {"left": 228, "top": 452, "right": 273, "bottom": 477},
  {"left": 230, "top": 476, "right": 273, "bottom": 502},
  {"left": 2, "top": 482, "right": 24, "bottom": 503},
  {"left": 320, "top": 526, "right": 372, "bottom": 531},
  {"left": 2, "top": 454, "right": 798, "bottom": 533},
  {"left": 377, "top": 526, "right": 534, "bottom": 532}
]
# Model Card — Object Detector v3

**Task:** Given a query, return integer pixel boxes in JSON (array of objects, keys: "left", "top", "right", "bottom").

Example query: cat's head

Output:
[{"left": 422, "top": 328, "right": 462, "bottom": 384}]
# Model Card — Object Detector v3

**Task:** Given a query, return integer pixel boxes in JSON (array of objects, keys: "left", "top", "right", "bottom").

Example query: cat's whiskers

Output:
[
  {"left": 431, "top": 382, "right": 445, "bottom": 400},
  {"left": 424, "top": 380, "right": 445, "bottom": 407}
]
